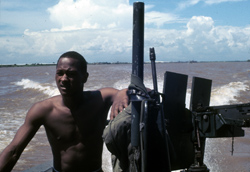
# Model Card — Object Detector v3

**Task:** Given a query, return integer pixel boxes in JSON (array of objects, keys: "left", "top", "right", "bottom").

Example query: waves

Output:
[
  {"left": 12, "top": 77, "right": 250, "bottom": 107},
  {"left": 211, "top": 81, "right": 249, "bottom": 106},
  {"left": 14, "top": 78, "right": 59, "bottom": 97}
]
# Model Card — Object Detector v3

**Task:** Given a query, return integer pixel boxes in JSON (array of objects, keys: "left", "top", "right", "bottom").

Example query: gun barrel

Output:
[
  {"left": 149, "top": 47, "right": 160, "bottom": 103},
  {"left": 131, "top": 2, "right": 144, "bottom": 147},
  {"left": 132, "top": 2, "right": 144, "bottom": 81}
]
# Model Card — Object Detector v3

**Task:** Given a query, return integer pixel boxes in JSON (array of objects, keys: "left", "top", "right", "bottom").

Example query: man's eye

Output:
[
  {"left": 67, "top": 72, "right": 77, "bottom": 77},
  {"left": 56, "top": 71, "right": 63, "bottom": 76}
]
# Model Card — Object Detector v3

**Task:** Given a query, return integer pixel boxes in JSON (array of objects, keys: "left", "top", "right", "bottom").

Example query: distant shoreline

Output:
[
  {"left": 0, "top": 60, "right": 249, "bottom": 68},
  {"left": 0, "top": 62, "right": 129, "bottom": 68},
  {"left": 0, "top": 63, "right": 56, "bottom": 68}
]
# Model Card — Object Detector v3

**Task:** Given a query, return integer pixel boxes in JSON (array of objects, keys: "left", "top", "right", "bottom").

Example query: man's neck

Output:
[{"left": 62, "top": 91, "right": 85, "bottom": 109}]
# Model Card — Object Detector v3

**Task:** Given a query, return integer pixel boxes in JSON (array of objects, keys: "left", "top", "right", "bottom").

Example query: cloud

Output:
[
  {"left": 47, "top": 0, "right": 131, "bottom": 31},
  {"left": 204, "top": 0, "right": 245, "bottom": 5},
  {"left": 145, "top": 11, "right": 182, "bottom": 28},
  {"left": 144, "top": 16, "right": 250, "bottom": 61},
  {"left": 186, "top": 16, "right": 214, "bottom": 34},
  {"left": 1, "top": 0, "right": 250, "bottom": 64},
  {"left": 11, "top": 15, "right": 250, "bottom": 62},
  {"left": 177, "top": 0, "right": 201, "bottom": 10},
  {"left": 177, "top": 0, "right": 245, "bottom": 10}
]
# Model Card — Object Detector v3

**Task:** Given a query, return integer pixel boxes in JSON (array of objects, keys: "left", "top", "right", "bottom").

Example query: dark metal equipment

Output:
[
  {"left": 130, "top": 1, "right": 144, "bottom": 149},
  {"left": 163, "top": 72, "right": 250, "bottom": 172},
  {"left": 128, "top": 2, "right": 250, "bottom": 172},
  {"left": 129, "top": 3, "right": 145, "bottom": 172},
  {"left": 129, "top": 2, "right": 171, "bottom": 172}
]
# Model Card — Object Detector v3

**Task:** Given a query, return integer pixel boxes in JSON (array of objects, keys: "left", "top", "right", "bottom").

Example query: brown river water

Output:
[{"left": 0, "top": 62, "right": 250, "bottom": 171}]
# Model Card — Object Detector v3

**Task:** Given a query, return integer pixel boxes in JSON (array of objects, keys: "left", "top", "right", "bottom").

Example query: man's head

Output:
[
  {"left": 56, "top": 51, "right": 89, "bottom": 97},
  {"left": 57, "top": 51, "right": 88, "bottom": 74}
]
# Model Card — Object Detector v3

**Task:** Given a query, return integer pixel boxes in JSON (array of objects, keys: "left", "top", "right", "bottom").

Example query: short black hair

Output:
[{"left": 57, "top": 51, "right": 88, "bottom": 74}]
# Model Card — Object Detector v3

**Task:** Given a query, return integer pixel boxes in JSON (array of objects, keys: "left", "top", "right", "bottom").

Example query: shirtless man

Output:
[{"left": 0, "top": 51, "right": 129, "bottom": 172}]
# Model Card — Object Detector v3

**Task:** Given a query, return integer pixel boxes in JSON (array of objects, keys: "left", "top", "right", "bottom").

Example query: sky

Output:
[{"left": 0, "top": 0, "right": 250, "bottom": 64}]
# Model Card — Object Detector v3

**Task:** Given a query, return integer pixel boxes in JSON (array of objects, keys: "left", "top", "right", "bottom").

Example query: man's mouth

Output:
[{"left": 60, "top": 84, "right": 69, "bottom": 91}]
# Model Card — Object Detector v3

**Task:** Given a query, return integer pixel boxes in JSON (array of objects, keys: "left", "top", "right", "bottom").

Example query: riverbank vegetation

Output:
[{"left": 1, "top": 60, "right": 249, "bottom": 68}]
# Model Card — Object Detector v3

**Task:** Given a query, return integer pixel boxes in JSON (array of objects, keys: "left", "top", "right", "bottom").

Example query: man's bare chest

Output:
[{"left": 44, "top": 107, "right": 105, "bottom": 144}]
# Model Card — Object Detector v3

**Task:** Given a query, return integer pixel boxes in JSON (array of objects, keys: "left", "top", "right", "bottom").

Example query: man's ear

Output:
[{"left": 82, "top": 72, "right": 89, "bottom": 83}]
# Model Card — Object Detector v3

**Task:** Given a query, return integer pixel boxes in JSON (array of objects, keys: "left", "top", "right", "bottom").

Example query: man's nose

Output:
[{"left": 61, "top": 74, "right": 68, "bottom": 81}]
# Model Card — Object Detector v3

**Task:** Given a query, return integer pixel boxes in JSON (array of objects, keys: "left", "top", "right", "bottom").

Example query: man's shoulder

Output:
[
  {"left": 86, "top": 87, "right": 117, "bottom": 95},
  {"left": 84, "top": 90, "right": 101, "bottom": 98},
  {"left": 83, "top": 90, "right": 109, "bottom": 109},
  {"left": 97, "top": 87, "right": 118, "bottom": 99},
  {"left": 39, "top": 95, "right": 61, "bottom": 104},
  {"left": 25, "top": 96, "right": 62, "bottom": 124},
  {"left": 32, "top": 95, "right": 62, "bottom": 112}
]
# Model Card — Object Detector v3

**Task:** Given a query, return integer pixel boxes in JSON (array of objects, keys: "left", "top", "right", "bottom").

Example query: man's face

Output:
[{"left": 55, "top": 57, "right": 88, "bottom": 97}]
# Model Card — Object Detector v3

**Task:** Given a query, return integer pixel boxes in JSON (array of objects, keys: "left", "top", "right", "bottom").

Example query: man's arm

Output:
[
  {"left": 99, "top": 88, "right": 129, "bottom": 120},
  {"left": 0, "top": 103, "right": 44, "bottom": 172}
]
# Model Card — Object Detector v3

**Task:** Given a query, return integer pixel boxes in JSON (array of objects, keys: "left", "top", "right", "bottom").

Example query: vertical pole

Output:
[
  {"left": 132, "top": 2, "right": 144, "bottom": 81},
  {"left": 131, "top": 2, "right": 144, "bottom": 148}
]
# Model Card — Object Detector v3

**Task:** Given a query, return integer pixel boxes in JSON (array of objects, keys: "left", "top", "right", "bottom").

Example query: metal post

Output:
[
  {"left": 131, "top": 1, "right": 144, "bottom": 148},
  {"left": 132, "top": 2, "right": 144, "bottom": 81}
]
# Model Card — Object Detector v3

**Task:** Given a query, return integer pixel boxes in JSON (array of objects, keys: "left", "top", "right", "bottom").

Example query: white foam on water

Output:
[
  {"left": 102, "top": 144, "right": 112, "bottom": 172},
  {"left": 183, "top": 81, "right": 249, "bottom": 109},
  {"left": 113, "top": 78, "right": 131, "bottom": 90},
  {"left": 14, "top": 78, "right": 59, "bottom": 97},
  {"left": 210, "top": 81, "right": 249, "bottom": 106},
  {"left": 0, "top": 130, "right": 15, "bottom": 149}
]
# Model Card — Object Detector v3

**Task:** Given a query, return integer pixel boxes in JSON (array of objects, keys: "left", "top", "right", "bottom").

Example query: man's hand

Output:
[{"left": 110, "top": 88, "right": 129, "bottom": 120}]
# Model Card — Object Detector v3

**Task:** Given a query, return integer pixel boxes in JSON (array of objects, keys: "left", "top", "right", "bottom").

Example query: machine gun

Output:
[
  {"left": 129, "top": 2, "right": 250, "bottom": 172},
  {"left": 193, "top": 103, "right": 250, "bottom": 138},
  {"left": 162, "top": 69, "right": 250, "bottom": 172}
]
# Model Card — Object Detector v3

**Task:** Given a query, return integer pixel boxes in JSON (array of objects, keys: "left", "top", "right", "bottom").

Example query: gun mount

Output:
[{"left": 162, "top": 70, "right": 250, "bottom": 172}]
